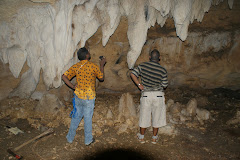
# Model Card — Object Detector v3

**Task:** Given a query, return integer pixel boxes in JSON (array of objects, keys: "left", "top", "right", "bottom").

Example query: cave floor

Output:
[{"left": 0, "top": 88, "right": 240, "bottom": 160}]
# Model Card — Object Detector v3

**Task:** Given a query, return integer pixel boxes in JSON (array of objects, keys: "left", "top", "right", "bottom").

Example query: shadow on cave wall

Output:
[{"left": 76, "top": 148, "right": 156, "bottom": 160}]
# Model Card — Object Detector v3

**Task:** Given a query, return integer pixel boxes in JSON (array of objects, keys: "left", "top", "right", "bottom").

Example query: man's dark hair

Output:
[
  {"left": 77, "top": 47, "right": 89, "bottom": 60},
  {"left": 150, "top": 49, "right": 160, "bottom": 61}
]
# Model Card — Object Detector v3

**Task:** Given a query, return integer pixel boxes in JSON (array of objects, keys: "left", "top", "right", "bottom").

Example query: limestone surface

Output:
[{"left": 0, "top": 0, "right": 236, "bottom": 97}]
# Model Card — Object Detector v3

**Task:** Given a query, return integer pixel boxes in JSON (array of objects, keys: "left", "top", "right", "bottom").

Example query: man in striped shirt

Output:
[{"left": 130, "top": 49, "right": 168, "bottom": 144}]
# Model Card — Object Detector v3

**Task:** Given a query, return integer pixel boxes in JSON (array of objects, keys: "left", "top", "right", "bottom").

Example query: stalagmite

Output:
[
  {"left": 117, "top": 93, "right": 137, "bottom": 134},
  {"left": 106, "top": 109, "right": 113, "bottom": 119},
  {"left": 35, "top": 93, "right": 63, "bottom": 114},
  {"left": 186, "top": 98, "right": 197, "bottom": 116},
  {"left": 118, "top": 92, "right": 137, "bottom": 120}
]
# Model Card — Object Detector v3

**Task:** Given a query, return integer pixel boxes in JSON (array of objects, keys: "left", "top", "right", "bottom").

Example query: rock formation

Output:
[
  {"left": 117, "top": 92, "right": 137, "bottom": 134},
  {"left": 0, "top": 0, "right": 238, "bottom": 97},
  {"left": 0, "top": 92, "right": 215, "bottom": 136},
  {"left": 167, "top": 98, "right": 211, "bottom": 127}
]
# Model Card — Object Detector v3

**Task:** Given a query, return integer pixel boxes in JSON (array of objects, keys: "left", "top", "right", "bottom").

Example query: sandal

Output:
[
  {"left": 152, "top": 135, "right": 158, "bottom": 144},
  {"left": 137, "top": 133, "right": 145, "bottom": 144}
]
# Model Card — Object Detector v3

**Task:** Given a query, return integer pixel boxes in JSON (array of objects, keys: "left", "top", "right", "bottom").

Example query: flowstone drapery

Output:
[{"left": 0, "top": 0, "right": 235, "bottom": 97}]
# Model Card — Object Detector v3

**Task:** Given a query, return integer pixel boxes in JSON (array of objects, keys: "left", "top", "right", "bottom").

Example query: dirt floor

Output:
[{"left": 0, "top": 87, "right": 240, "bottom": 160}]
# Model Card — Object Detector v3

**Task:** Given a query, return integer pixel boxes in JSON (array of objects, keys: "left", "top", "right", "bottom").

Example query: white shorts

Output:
[{"left": 139, "top": 91, "right": 166, "bottom": 128}]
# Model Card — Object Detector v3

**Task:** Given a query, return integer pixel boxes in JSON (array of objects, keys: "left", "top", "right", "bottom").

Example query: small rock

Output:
[
  {"left": 8, "top": 127, "right": 24, "bottom": 135},
  {"left": 10, "top": 118, "right": 18, "bottom": 123},
  {"left": 196, "top": 108, "right": 210, "bottom": 120},
  {"left": 180, "top": 114, "right": 187, "bottom": 122},
  {"left": 106, "top": 120, "right": 114, "bottom": 126},
  {"left": 158, "top": 125, "right": 178, "bottom": 136},
  {"left": 226, "top": 110, "right": 240, "bottom": 125},
  {"left": 106, "top": 109, "right": 113, "bottom": 119},
  {"left": 170, "top": 102, "right": 181, "bottom": 115},
  {"left": 169, "top": 118, "right": 178, "bottom": 124},
  {"left": 166, "top": 99, "right": 174, "bottom": 112},
  {"left": 94, "top": 129, "right": 103, "bottom": 136},
  {"left": 126, "top": 119, "right": 133, "bottom": 127},
  {"left": 117, "top": 123, "right": 128, "bottom": 134},
  {"left": 196, "top": 96, "right": 209, "bottom": 107},
  {"left": 38, "top": 125, "right": 48, "bottom": 132},
  {"left": 196, "top": 117, "right": 204, "bottom": 125},
  {"left": 181, "top": 108, "right": 188, "bottom": 116}
]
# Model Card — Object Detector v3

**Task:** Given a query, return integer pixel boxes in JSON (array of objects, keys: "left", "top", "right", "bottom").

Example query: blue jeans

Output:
[{"left": 66, "top": 95, "right": 95, "bottom": 145}]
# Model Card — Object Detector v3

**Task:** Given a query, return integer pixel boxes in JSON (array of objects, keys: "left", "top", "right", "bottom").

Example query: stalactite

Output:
[{"left": 0, "top": 0, "right": 235, "bottom": 97}]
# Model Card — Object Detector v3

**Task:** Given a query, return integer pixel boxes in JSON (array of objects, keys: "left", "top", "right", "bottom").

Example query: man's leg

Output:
[
  {"left": 66, "top": 116, "right": 82, "bottom": 143},
  {"left": 151, "top": 91, "right": 165, "bottom": 144},
  {"left": 152, "top": 127, "right": 159, "bottom": 143},
  {"left": 137, "top": 127, "right": 146, "bottom": 143},
  {"left": 66, "top": 96, "right": 84, "bottom": 143},
  {"left": 83, "top": 99, "right": 95, "bottom": 145},
  {"left": 153, "top": 127, "right": 158, "bottom": 136},
  {"left": 140, "top": 127, "right": 146, "bottom": 135},
  {"left": 138, "top": 92, "right": 151, "bottom": 143}
]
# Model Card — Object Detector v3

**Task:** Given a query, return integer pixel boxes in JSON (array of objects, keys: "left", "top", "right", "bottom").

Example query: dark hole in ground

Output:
[{"left": 80, "top": 148, "right": 153, "bottom": 160}]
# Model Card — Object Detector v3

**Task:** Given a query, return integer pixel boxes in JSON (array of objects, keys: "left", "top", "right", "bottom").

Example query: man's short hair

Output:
[
  {"left": 77, "top": 47, "right": 89, "bottom": 60},
  {"left": 150, "top": 49, "right": 160, "bottom": 61}
]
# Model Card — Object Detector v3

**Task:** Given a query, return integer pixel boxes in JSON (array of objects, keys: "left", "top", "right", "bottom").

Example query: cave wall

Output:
[
  {"left": 0, "top": 0, "right": 239, "bottom": 100},
  {"left": 85, "top": 1, "right": 240, "bottom": 92},
  {"left": 141, "top": 30, "right": 240, "bottom": 90}
]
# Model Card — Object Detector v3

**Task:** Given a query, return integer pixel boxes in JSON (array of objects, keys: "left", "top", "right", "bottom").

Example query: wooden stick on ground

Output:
[
  {"left": 7, "top": 128, "right": 54, "bottom": 159},
  {"left": 14, "top": 128, "right": 54, "bottom": 151}
]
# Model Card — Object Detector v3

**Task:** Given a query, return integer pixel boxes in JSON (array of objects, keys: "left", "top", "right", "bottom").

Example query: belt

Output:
[
  {"left": 141, "top": 90, "right": 163, "bottom": 92},
  {"left": 142, "top": 95, "right": 163, "bottom": 97}
]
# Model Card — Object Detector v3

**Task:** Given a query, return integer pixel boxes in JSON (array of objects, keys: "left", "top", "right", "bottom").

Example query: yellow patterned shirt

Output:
[{"left": 63, "top": 60, "right": 103, "bottom": 100}]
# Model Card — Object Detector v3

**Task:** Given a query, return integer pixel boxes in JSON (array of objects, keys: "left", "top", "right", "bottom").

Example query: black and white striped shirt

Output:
[{"left": 131, "top": 61, "right": 168, "bottom": 91}]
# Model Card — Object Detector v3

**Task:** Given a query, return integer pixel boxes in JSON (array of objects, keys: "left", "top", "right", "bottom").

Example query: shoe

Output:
[
  {"left": 66, "top": 138, "right": 73, "bottom": 144},
  {"left": 137, "top": 133, "right": 145, "bottom": 144},
  {"left": 152, "top": 135, "right": 158, "bottom": 144},
  {"left": 85, "top": 138, "right": 95, "bottom": 146}
]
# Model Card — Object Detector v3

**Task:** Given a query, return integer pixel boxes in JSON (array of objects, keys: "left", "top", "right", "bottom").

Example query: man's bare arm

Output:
[
  {"left": 99, "top": 57, "right": 106, "bottom": 81},
  {"left": 62, "top": 74, "right": 75, "bottom": 90},
  {"left": 130, "top": 73, "right": 144, "bottom": 90}
]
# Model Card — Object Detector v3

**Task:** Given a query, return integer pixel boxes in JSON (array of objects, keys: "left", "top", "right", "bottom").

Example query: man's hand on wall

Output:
[{"left": 100, "top": 57, "right": 106, "bottom": 67}]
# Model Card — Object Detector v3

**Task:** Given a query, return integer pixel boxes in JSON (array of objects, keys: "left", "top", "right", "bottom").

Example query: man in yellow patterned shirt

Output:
[{"left": 62, "top": 47, "right": 106, "bottom": 145}]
